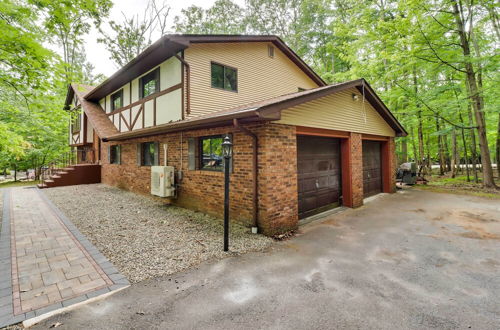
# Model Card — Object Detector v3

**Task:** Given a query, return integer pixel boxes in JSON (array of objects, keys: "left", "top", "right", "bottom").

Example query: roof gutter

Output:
[
  {"left": 103, "top": 110, "right": 270, "bottom": 142},
  {"left": 233, "top": 119, "right": 259, "bottom": 231}
]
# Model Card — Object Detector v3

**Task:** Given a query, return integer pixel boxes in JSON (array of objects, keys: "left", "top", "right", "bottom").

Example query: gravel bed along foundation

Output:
[{"left": 42, "top": 184, "right": 273, "bottom": 283}]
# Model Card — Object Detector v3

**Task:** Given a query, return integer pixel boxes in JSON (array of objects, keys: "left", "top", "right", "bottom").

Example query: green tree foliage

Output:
[
  {"left": 174, "top": 0, "right": 246, "bottom": 34},
  {"left": 98, "top": 0, "right": 171, "bottom": 67},
  {"left": 173, "top": 0, "right": 498, "bottom": 187},
  {"left": 0, "top": 0, "right": 111, "bottom": 178}
]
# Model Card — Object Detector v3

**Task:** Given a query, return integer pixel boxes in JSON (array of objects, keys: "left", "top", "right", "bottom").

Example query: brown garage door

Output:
[
  {"left": 362, "top": 140, "right": 382, "bottom": 197},
  {"left": 297, "top": 136, "right": 341, "bottom": 219}
]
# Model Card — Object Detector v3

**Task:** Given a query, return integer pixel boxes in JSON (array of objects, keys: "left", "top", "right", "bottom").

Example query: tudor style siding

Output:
[
  {"left": 184, "top": 42, "right": 319, "bottom": 118},
  {"left": 277, "top": 88, "right": 396, "bottom": 137},
  {"left": 99, "top": 56, "right": 183, "bottom": 132}
]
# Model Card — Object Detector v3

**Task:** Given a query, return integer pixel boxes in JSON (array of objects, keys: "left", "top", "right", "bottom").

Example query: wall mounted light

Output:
[{"left": 352, "top": 94, "right": 360, "bottom": 101}]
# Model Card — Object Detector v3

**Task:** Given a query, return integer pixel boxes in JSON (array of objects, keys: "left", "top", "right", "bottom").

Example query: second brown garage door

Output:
[
  {"left": 362, "top": 140, "right": 382, "bottom": 197},
  {"left": 297, "top": 136, "right": 341, "bottom": 219}
]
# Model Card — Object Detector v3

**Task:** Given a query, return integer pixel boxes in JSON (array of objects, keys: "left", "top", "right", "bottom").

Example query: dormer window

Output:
[
  {"left": 140, "top": 68, "right": 160, "bottom": 99},
  {"left": 111, "top": 89, "right": 123, "bottom": 111},
  {"left": 211, "top": 62, "right": 237, "bottom": 92}
]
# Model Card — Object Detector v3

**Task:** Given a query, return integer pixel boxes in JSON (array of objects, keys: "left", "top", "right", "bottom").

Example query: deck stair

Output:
[{"left": 37, "top": 164, "right": 100, "bottom": 189}]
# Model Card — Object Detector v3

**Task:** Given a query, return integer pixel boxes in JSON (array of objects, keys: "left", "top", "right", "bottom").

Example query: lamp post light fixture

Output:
[{"left": 221, "top": 135, "right": 233, "bottom": 252}]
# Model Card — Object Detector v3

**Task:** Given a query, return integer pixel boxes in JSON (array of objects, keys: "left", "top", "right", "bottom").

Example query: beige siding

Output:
[
  {"left": 184, "top": 42, "right": 319, "bottom": 118},
  {"left": 277, "top": 88, "right": 396, "bottom": 137}
]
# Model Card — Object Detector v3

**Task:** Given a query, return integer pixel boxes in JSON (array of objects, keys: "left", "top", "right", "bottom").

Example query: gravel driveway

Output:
[{"left": 43, "top": 184, "right": 272, "bottom": 283}]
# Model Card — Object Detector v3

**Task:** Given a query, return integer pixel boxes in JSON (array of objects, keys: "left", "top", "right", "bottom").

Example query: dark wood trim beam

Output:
[
  {"left": 119, "top": 112, "right": 131, "bottom": 131},
  {"left": 130, "top": 104, "right": 144, "bottom": 130},
  {"left": 296, "top": 126, "right": 350, "bottom": 138},
  {"left": 106, "top": 83, "right": 182, "bottom": 116},
  {"left": 361, "top": 133, "right": 390, "bottom": 141}
]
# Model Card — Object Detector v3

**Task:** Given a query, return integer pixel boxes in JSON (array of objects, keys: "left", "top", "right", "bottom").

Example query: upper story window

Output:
[
  {"left": 111, "top": 89, "right": 123, "bottom": 111},
  {"left": 139, "top": 68, "right": 160, "bottom": 99},
  {"left": 211, "top": 62, "right": 237, "bottom": 92},
  {"left": 71, "top": 111, "right": 81, "bottom": 133}
]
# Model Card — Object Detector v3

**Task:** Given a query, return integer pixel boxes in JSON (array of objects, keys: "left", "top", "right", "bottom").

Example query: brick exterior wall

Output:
[
  {"left": 350, "top": 133, "right": 364, "bottom": 208},
  {"left": 99, "top": 123, "right": 396, "bottom": 236},
  {"left": 257, "top": 124, "right": 298, "bottom": 235},
  {"left": 101, "top": 125, "right": 255, "bottom": 226}
]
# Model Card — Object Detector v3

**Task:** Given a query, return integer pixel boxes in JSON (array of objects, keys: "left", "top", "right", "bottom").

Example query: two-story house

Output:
[{"left": 47, "top": 34, "right": 406, "bottom": 235}]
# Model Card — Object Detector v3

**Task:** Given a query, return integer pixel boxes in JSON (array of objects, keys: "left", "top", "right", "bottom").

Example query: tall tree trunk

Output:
[
  {"left": 497, "top": 112, "right": 500, "bottom": 178},
  {"left": 451, "top": 129, "right": 458, "bottom": 178},
  {"left": 466, "top": 100, "right": 479, "bottom": 182},
  {"left": 410, "top": 127, "right": 418, "bottom": 163},
  {"left": 426, "top": 134, "right": 431, "bottom": 175},
  {"left": 442, "top": 121, "right": 451, "bottom": 172},
  {"left": 459, "top": 112, "right": 471, "bottom": 182},
  {"left": 435, "top": 116, "right": 445, "bottom": 175},
  {"left": 413, "top": 67, "right": 426, "bottom": 176},
  {"left": 401, "top": 138, "right": 408, "bottom": 163},
  {"left": 452, "top": 0, "right": 497, "bottom": 188}
]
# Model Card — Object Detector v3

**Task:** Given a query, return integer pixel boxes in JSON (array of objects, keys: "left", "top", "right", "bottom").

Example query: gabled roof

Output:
[
  {"left": 66, "top": 84, "right": 119, "bottom": 138},
  {"left": 84, "top": 34, "right": 326, "bottom": 101},
  {"left": 105, "top": 79, "right": 407, "bottom": 141}
]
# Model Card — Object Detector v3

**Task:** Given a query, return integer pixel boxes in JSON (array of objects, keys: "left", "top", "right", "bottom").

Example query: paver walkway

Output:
[{"left": 0, "top": 187, "right": 129, "bottom": 327}]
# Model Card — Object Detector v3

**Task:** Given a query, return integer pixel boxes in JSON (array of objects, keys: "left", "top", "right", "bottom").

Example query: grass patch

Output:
[
  {"left": 416, "top": 173, "right": 499, "bottom": 199},
  {"left": 417, "top": 184, "right": 500, "bottom": 199},
  {"left": 0, "top": 180, "right": 39, "bottom": 188}
]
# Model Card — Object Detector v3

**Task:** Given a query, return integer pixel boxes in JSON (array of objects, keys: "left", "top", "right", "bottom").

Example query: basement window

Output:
[
  {"left": 199, "top": 135, "right": 224, "bottom": 171},
  {"left": 139, "top": 68, "right": 160, "bottom": 99},
  {"left": 211, "top": 62, "right": 237, "bottom": 92},
  {"left": 109, "top": 145, "right": 121, "bottom": 165},
  {"left": 137, "top": 142, "right": 159, "bottom": 166},
  {"left": 111, "top": 89, "right": 123, "bottom": 111}
]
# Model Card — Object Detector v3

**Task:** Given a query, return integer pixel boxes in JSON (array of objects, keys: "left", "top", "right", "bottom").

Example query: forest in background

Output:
[{"left": 1, "top": 0, "right": 499, "bottom": 188}]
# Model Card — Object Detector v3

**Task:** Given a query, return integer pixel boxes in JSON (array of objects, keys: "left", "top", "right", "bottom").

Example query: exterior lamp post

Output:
[{"left": 221, "top": 135, "right": 233, "bottom": 252}]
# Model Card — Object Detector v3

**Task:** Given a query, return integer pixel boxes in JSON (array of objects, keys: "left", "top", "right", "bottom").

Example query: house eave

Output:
[
  {"left": 104, "top": 111, "right": 272, "bottom": 142},
  {"left": 84, "top": 34, "right": 326, "bottom": 102}
]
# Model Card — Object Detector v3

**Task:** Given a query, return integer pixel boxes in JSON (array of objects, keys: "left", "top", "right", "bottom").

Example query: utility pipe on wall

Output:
[
  {"left": 163, "top": 143, "right": 168, "bottom": 166},
  {"left": 174, "top": 54, "right": 190, "bottom": 116},
  {"left": 233, "top": 119, "right": 259, "bottom": 232}
]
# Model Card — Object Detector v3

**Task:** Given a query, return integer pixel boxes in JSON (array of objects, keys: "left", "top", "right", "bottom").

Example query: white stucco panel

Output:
[
  {"left": 160, "top": 56, "right": 182, "bottom": 90},
  {"left": 144, "top": 99, "right": 154, "bottom": 127},
  {"left": 156, "top": 89, "right": 182, "bottom": 125}
]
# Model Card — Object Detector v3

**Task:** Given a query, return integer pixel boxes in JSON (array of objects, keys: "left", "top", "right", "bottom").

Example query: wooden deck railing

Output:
[{"left": 40, "top": 147, "right": 96, "bottom": 186}]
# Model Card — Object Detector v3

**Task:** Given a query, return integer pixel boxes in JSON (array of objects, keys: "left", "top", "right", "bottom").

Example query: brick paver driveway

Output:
[{"left": 0, "top": 187, "right": 129, "bottom": 327}]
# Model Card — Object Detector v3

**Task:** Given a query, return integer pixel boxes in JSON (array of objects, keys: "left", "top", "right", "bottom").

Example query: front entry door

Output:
[
  {"left": 362, "top": 140, "right": 382, "bottom": 197},
  {"left": 297, "top": 136, "right": 341, "bottom": 219}
]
